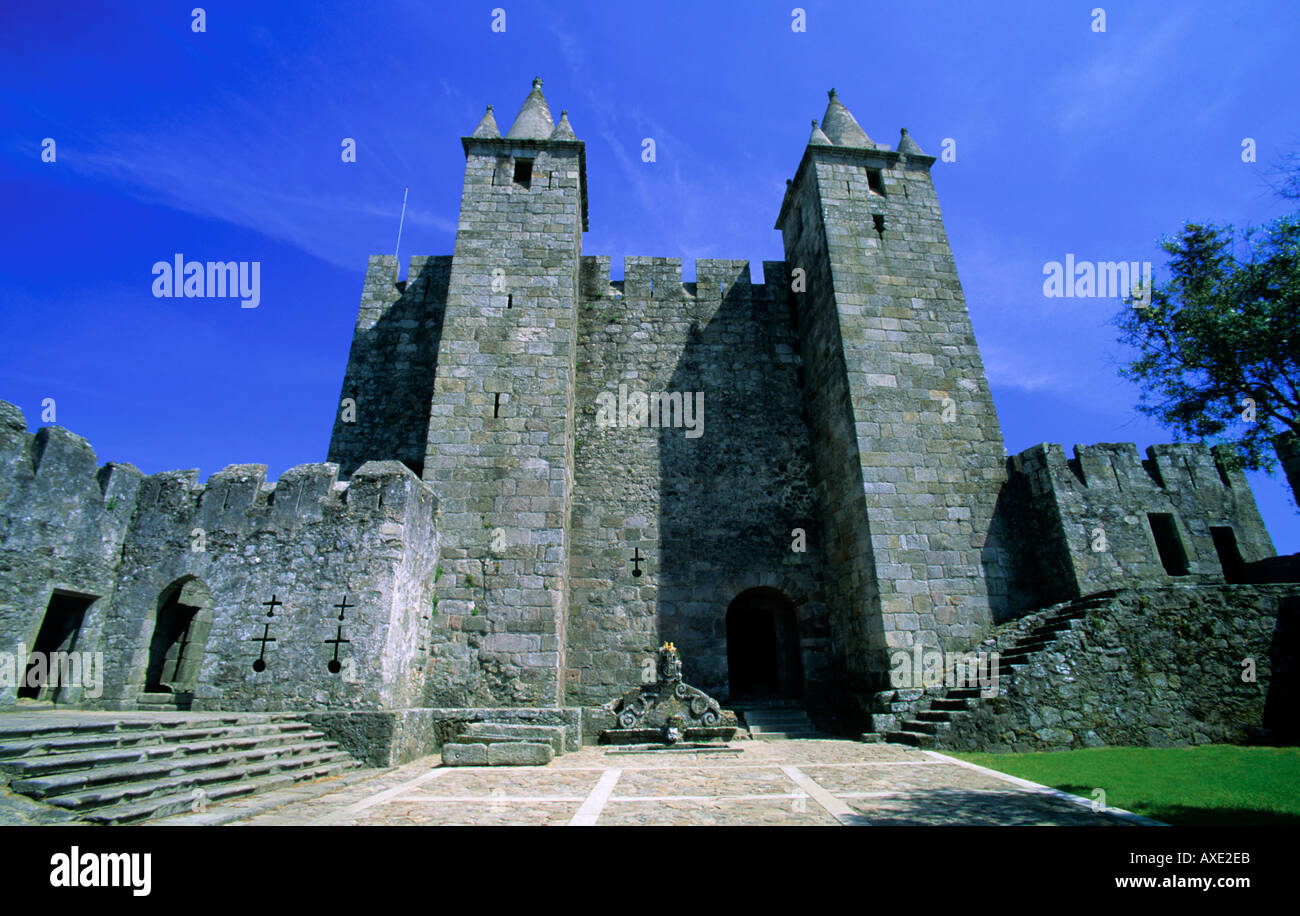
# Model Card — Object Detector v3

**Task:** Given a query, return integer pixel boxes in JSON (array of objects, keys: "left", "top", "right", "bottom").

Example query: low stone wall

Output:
[
  {"left": 308, "top": 707, "right": 583, "bottom": 767},
  {"left": 939, "top": 584, "right": 1297, "bottom": 751}
]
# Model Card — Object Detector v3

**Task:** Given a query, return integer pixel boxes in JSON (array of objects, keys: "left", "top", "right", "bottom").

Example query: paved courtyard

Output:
[{"left": 163, "top": 739, "right": 1148, "bottom": 827}]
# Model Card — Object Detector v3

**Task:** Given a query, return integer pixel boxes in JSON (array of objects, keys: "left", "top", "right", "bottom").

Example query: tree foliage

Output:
[{"left": 1116, "top": 209, "right": 1300, "bottom": 472}]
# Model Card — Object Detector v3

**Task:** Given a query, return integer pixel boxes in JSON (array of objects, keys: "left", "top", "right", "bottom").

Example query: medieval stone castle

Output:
[{"left": 2, "top": 81, "right": 1294, "bottom": 765}]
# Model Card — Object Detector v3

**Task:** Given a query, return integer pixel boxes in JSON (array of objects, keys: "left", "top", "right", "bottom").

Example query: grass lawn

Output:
[{"left": 948, "top": 745, "right": 1300, "bottom": 826}]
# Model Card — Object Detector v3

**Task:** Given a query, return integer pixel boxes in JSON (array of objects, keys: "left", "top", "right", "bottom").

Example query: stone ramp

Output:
[{"left": 0, "top": 710, "right": 362, "bottom": 824}]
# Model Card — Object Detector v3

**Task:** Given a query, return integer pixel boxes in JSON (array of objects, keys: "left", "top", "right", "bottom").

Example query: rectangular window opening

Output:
[
  {"left": 865, "top": 168, "right": 885, "bottom": 195},
  {"left": 507, "top": 294, "right": 513, "bottom": 309},
  {"left": 1210, "top": 526, "right": 1246, "bottom": 583},
  {"left": 493, "top": 392, "right": 502, "bottom": 418},
  {"left": 1148, "top": 513, "right": 1190, "bottom": 576},
  {"left": 513, "top": 158, "right": 533, "bottom": 189}
]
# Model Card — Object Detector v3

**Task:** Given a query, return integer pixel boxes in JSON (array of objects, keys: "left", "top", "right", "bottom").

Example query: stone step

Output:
[
  {"left": 42, "top": 750, "right": 358, "bottom": 812},
  {"left": 0, "top": 713, "right": 298, "bottom": 743},
  {"left": 459, "top": 723, "right": 565, "bottom": 755},
  {"left": 901, "top": 719, "right": 950, "bottom": 736},
  {"left": 743, "top": 712, "right": 812, "bottom": 724},
  {"left": 79, "top": 761, "right": 355, "bottom": 825},
  {"left": 0, "top": 722, "right": 313, "bottom": 760},
  {"left": 998, "top": 650, "right": 1036, "bottom": 663},
  {"left": 884, "top": 730, "right": 935, "bottom": 748},
  {"left": 929, "top": 697, "right": 974, "bottom": 711},
  {"left": 11, "top": 740, "right": 344, "bottom": 798},
  {"left": 134, "top": 692, "right": 193, "bottom": 710},
  {"left": 0, "top": 730, "right": 328, "bottom": 777},
  {"left": 915, "top": 710, "right": 959, "bottom": 723},
  {"left": 947, "top": 687, "right": 984, "bottom": 700},
  {"left": 740, "top": 706, "right": 818, "bottom": 740},
  {"left": 1002, "top": 647, "right": 1052, "bottom": 661},
  {"left": 441, "top": 742, "right": 553, "bottom": 766}
]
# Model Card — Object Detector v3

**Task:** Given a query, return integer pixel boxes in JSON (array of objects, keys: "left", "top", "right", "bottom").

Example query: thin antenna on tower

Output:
[{"left": 394, "top": 186, "right": 409, "bottom": 279}]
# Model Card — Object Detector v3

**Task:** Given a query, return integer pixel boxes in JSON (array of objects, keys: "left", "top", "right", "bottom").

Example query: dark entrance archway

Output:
[
  {"left": 19, "top": 591, "right": 96, "bottom": 702},
  {"left": 726, "top": 587, "right": 803, "bottom": 701},
  {"left": 144, "top": 578, "right": 213, "bottom": 700}
]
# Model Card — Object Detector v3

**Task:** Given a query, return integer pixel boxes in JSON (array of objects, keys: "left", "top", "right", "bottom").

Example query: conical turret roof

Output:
[
  {"left": 506, "top": 77, "right": 555, "bottom": 140},
  {"left": 897, "top": 127, "right": 923, "bottom": 155},
  {"left": 820, "top": 88, "right": 872, "bottom": 148},
  {"left": 471, "top": 105, "right": 500, "bottom": 139},
  {"left": 549, "top": 109, "right": 577, "bottom": 141},
  {"left": 808, "top": 119, "right": 832, "bottom": 146}
]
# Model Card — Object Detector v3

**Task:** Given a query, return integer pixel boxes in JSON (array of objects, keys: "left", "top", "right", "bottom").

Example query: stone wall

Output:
[
  {"left": 566, "top": 256, "right": 832, "bottom": 709},
  {"left": 0, "top": 402, "right": 141, "bottom": 706},
  {"left": 940, "top": 584, "right": 1297, "bottom": 751},
  {"left": 1010, "top": 442, "right": 1274, "bottom": 601},
  {"left": 0, "top": 399, "right": 441, "bottom": 712},
  {"left": 328, "top": 255, "right": 451, "bottom": 479},
  {"left": 101, "top": 460, "right": 439, "bottom": 712}
]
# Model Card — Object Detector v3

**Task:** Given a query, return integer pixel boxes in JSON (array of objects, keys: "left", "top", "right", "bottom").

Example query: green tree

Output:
[{"left": 1115, "top": 207, "right": 1300, "bottom": 473}]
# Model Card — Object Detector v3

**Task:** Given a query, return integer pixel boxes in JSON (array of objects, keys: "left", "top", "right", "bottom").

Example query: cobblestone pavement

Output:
[{"left": 221, "top": 741, "right": 1147, "bottom": 826}]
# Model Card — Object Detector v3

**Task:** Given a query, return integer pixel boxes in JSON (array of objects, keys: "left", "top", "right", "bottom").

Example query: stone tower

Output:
[
  {"left": 419, "top": 79, "right": 587, "bottom": 707},
  {"left": 776, "top": 90, "right": 1013, "bottom": 694}
]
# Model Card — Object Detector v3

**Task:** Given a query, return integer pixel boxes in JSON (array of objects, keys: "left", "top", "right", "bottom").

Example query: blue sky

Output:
[{"left": 1, "top": 1, "right": 1298, "bottom": 550}]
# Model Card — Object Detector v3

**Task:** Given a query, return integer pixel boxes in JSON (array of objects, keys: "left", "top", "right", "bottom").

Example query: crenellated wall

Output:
[
  {"left": 1010, "top": 441, "right": 1275, "bottom": 600},
  {"left": 327, "top": 254, "right": 452, "bottom": 478},
  {"left": 0, "top": 400, "right": 440, "bottom": 712},
  {"left": 0, "top": 402, "right": 142, "bottom": 706}
]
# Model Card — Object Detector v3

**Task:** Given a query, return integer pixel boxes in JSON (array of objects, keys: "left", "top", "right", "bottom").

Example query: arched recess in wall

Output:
[
  {"left": 143, "top": 577, "right": 215, "bottom": 702},
  {"left": 725, "top": 586, "right": 804, "bottom": 701}
]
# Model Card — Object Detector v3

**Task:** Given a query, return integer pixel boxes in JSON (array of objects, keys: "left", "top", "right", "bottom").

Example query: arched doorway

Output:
[
  {"left": 726, "top": 587, "right": 803, "bottom": 701},
  {"left": 144, "top": 578, "right": 213, "bottom": 700}
]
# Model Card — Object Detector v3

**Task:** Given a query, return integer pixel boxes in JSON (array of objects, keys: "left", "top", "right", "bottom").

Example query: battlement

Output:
[
  {"left": 579, "top": 256, "right": 790, "bottom": 304},
  {"left": 0, "top": 402, "right": 144, "bottom": 508},
  {"left": 1009, "top": 440, "right": 1274, "bottom": 601},
  {"left": 1014, "top": 441, "right": 1247, "bottom": 496},
  {"left": 135, "top": 459, "right": 434, "bottom": 526},
  {"left": 355, "top": 254, "right": 453, "bottom": 329},
  {"left": 0, "top": 401, "right": 436, "bottom": 532}
]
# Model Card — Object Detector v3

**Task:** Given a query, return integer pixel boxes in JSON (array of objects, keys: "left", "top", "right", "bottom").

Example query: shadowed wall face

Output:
[
  {"left": 328, "top": 255, "right": 452, "bottom": 479},
  {"left": 566, "top": 257, "right": 832, "bottom": 707}
]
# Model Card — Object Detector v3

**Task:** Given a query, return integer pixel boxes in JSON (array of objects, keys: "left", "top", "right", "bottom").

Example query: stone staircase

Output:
[
  {"left": 881, "top": 594, "right": 1113, "bottom": 748},
  {"left": 134, "top": 691, "right": 193, "bottom": 712},
  {"left": 736, "top": 700, "right": 819, "bottom": 740},
  {"left": 0, "top": 711, "right": 361, "bottom": 824},
  {"left": 441, "top": 721, "right": 567, "bottom": 766}
]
